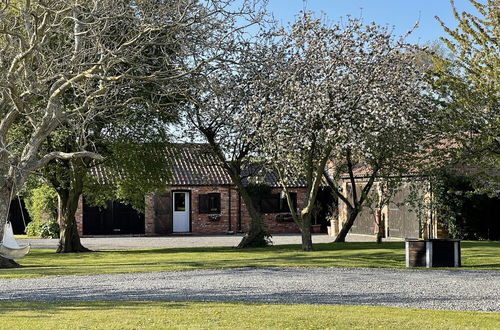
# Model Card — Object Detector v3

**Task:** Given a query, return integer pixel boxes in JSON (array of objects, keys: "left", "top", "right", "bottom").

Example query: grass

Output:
[
  {"left": 0, "top": 301, "right": 498, "bottom": 329},
  {"left": 1, "top": 243, "right": 498, "bottom": 328},
  {"left": 0, "top": 241, "right": 498, "bottom": 279}
]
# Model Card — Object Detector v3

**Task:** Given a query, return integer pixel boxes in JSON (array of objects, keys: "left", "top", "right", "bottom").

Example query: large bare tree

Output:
[
  {"left": 184, "top": 38, "right": 273, "bottom": 247},
  {"left": 0, "top": 0, "right": 257, "bottom": 266}
]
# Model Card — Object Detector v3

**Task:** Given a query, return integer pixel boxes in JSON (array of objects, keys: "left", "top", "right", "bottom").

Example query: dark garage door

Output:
[{"left": 83, "top": 200, "right": 145, "bottom": 235}]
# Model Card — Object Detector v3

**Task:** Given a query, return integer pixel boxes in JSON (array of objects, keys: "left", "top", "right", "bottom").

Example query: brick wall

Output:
[
  {"left": 189, "top": 186, "right": 235, "bottom": 235},
  {"left": 144, "top": 186, "right": 305, "bottom": 235},
  {"left": 238, "top": 187, "right": 303, "bottom": 234},
  {"left": 77, "top": 186, "right": 307, "bottom": 237},
  {"left": 144, "top": 194, "right": 154, "bottom": 235}
]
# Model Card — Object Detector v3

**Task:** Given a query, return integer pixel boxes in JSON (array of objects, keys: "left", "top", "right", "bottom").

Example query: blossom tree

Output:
[{"left": 255, "top": 14, "right": 437, "bottom": 250}]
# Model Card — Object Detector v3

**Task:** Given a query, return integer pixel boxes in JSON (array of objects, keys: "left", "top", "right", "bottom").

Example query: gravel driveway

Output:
[
  {"left": 1, "top": 267, "right": 498, "bottom": 312},
  {"left": 19, "top": 233, "right": 402, "bottom": 250}
]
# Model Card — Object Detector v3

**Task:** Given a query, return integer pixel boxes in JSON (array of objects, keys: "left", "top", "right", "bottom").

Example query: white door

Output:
[{"left": 173, "top": 192, "right": 190, "bottom": 232}]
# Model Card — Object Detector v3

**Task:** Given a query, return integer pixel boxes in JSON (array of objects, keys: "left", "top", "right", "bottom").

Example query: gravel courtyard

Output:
[
  {"left": 1, "top": 267, "right": 498, "bottom": 312},
  {"left": 19, "top": 233, "right": 402, "bottom": 250}
]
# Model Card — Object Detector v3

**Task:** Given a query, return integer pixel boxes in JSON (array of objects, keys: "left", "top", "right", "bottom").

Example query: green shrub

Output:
[
  {"left": 434, "top": 172, "right": 500, "bottom": 240},
  {"left": 24, "top": 184, "right": 58, "bottom": 223},
  {"left": 25, "top": 219, "right": 60, "bottom": 239},
  {"left": 25, "top": 221, "right": 38, "bottom": 237}
]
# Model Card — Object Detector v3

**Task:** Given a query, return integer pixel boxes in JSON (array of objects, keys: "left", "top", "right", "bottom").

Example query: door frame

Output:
[{"left": 171, "top": 190, "right": 192, "bottom": 232}]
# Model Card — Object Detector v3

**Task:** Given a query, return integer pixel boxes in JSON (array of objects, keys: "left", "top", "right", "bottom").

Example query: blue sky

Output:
[{"left": 266, "top": 0, "right": 477, "bottom": 44}]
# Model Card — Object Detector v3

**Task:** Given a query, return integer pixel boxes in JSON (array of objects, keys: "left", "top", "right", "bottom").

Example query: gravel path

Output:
[
  {"left": 19, "top": 233, "right": 402, "bottom": 250},
  {"left": 1, "top": 267, "right": 498, "bottom": 312}
]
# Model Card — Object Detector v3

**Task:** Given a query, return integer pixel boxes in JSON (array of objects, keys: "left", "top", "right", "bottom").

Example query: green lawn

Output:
[
  {"left": 0, "top": 301, "right": 498, "bottom": 329},
  {"left": 1, "top": 241, "right": 498, "bottom": 279}
]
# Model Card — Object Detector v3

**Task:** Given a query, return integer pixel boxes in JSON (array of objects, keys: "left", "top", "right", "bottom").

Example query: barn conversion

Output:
[{"left": 75, "top": 144, "right": 308, "bottom": 236}]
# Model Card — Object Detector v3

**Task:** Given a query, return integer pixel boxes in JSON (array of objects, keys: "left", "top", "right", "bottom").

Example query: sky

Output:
[{"left": 266, "top": 0, "right": 477, "bottom": 44}]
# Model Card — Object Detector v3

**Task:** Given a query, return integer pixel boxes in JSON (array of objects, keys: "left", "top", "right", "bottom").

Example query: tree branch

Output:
[
  {"left": 28, "top": 151, "right": 104, "bottom": 172},
  {"left": 323, "top": 170, "right": 354, "bottom": 211}
]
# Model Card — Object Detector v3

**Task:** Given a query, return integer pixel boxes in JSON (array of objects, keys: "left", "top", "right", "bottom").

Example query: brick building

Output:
[{"left": 75, "top": 144, "right": 306, "bottom": 236}]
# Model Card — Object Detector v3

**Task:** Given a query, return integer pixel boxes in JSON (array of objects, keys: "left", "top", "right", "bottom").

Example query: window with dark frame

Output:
[
  {"left": 198, "top": 193, "right": 221, "bottom": 214},
  {"left": 260, "top": 192, "right": 297, "bottom": 213}
]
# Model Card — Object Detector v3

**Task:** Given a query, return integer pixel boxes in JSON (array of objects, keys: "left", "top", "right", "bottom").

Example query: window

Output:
[
  {"left": 174, "top": 193, "right": 186, "bottom": 211},
  {"left": 199, "top": 193, "right": 221, "bottom": 214},
  {"left": 260, "top": 194, "right": 280, "bottom": 213},
  {"left": 260, "top": 192, "right": 297, "bottom": 213}
]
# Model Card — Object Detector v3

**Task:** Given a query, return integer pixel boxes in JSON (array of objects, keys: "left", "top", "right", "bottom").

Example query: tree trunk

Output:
[
  {"left": 0, "top": 186, "right": 11, "bottom": 242},
  {"left": 55, "top": 162, "right": 90, "bottom": 253},
  {"left": 236, "top": 183, "right": 271, "bottom": 248},
  {"left": 335, "top": 207, "right": 359, "bottom": 242},
  {"left": 202, "top": 137, "right": 270, "bottom": 249},
  {"left": 0, "top": 256, "right": 21, "bottom": 268},
  {"left": 376, "top": 209, "right": 384, "bottom": 244},
  {"left": 57, "top": 189, "right": 90, "bottom": 253},
  {"left": 300, "top": 213, "right": 313, "bottom": 251},
  {"left": 0, "top": 185, "right": 21, "bottom": 268}
]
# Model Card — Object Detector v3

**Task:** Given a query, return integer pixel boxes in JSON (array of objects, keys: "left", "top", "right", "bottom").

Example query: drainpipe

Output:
[
  {"left": 228, "top": 187, "right": 232, "bottom": 232},
  {"left": 238, "top": 191, "right": 242, "bottom": 232}
]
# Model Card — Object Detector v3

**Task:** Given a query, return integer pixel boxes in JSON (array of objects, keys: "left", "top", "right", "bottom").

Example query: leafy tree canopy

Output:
[{"left": 433, "top": 0, "right": 499, "bottom": 193}]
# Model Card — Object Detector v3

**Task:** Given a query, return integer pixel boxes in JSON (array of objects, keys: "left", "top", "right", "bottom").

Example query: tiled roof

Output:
[
  {"left": 241, "top": 164, "right": 307, "bottom": 188},
  {"left": 91, "top": 143, "right": 307, "bottom": 187},
  {"left": 91, "top": 143, "right": 232, "bottom": 186},
  {"left": 166, "top": 143, "right": 232, "bottom": 186}
]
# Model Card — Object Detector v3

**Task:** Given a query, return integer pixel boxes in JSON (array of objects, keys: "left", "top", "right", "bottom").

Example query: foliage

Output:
[
  {"left": 83, "top": 143, "right": 172, "bottom": 212},
  {"left": 433, "top": 170, "right": 500, "bottom": 240},
  {"left": 24, "top": 185, "right": 58, "bottom": 224},
  {"left": 432, "top": 0, "right": 500, "bottom": 192},
  {"left": 240, "top": 230, "right": 273, "bottom": 247},
  {"left": 25, "top": 219, "right": 60, "bottom": 239},
  {"left": 246, "top": 183, "right": 273, "bottom": 197},
  {"left": 24, "top": 182, "right": 60, "bottom": 239},
  {"left": 0, "top": 301, "right": 499, "bottom": 330},
  {"left": 245, "top": 183, "right": 273, "bottom": 212}
]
